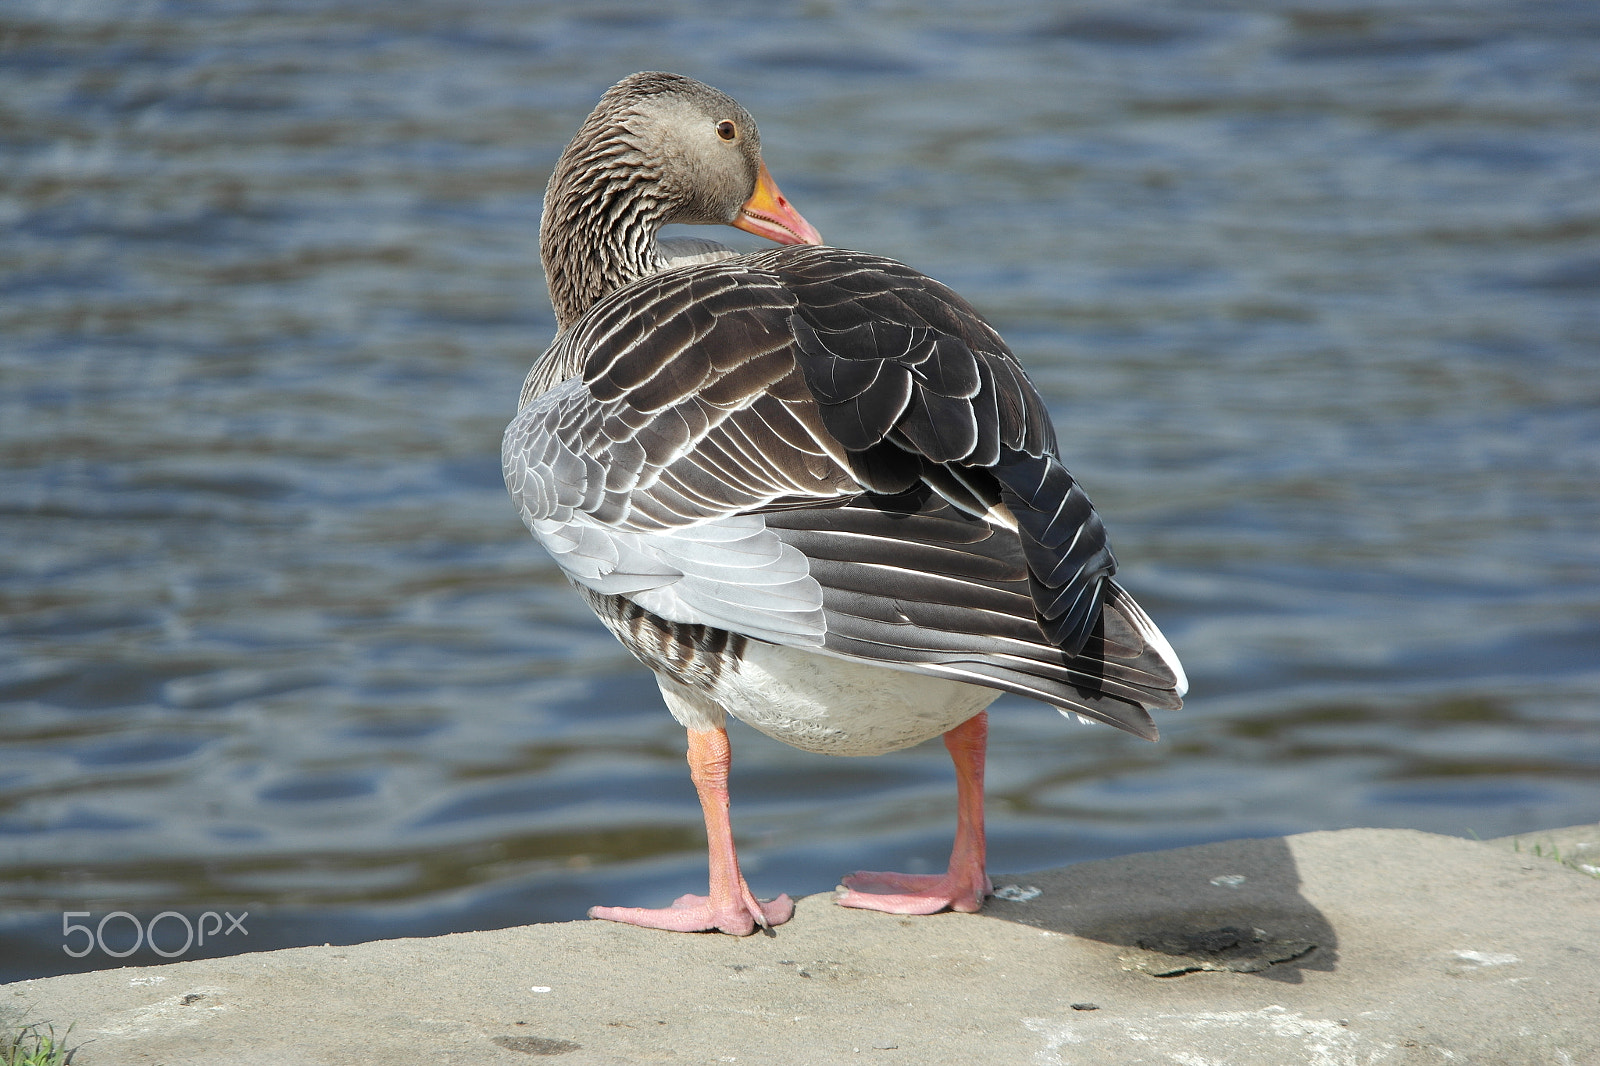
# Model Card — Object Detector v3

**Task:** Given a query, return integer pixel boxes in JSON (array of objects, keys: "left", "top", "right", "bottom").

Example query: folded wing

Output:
[{"left": 503, "top": 245, "right": 1185, "bottom": 735}]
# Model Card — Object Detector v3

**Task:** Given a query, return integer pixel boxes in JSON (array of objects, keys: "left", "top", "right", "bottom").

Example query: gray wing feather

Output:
[
  {"left": 503, "top": 293, "right": 839, "bottom": 645},
  {"left": 763, "top": 491, "right": 1184, "bottom": 738}
]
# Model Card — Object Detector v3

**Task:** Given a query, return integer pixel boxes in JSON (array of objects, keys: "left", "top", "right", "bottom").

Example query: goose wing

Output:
[{"left": 503, "top": 245, "right": 1183, "bottom": 731}]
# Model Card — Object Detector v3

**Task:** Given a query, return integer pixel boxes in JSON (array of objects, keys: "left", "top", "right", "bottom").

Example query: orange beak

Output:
[{"left": 732, "top": 163, "right": 823, "bottom": 246}]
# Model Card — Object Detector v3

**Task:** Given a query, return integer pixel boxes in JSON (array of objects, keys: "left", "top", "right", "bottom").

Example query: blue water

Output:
[{"left": 2, "top": 1, "right": 1598, "bottom": 981}]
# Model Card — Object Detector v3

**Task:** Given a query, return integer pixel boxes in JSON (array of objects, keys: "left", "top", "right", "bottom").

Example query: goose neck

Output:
[{"left": 540, "top": 145, "right": 670, "bottom": 331}]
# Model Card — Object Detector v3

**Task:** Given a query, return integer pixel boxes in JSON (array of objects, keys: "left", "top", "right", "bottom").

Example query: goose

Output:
[{"left": 503, "top": 72, "right": 1186, "bottom": 935}]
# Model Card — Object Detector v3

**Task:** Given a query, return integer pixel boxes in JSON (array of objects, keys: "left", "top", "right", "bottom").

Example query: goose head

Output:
[{"left": 541, "top": 71, "right": 823, "bottom": 330}]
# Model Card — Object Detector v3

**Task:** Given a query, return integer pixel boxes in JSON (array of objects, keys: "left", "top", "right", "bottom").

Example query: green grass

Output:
[
  {"left": 1512, "top": 838, "right": 1600, "bottom": 880},
  {"left": 0, "top": 1019, "right": 73, "bottom": 1066}
]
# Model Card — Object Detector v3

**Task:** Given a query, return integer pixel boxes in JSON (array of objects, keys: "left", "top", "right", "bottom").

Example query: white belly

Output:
[{"left": 707, "top": 643, "right": 998, "bottom": 757}]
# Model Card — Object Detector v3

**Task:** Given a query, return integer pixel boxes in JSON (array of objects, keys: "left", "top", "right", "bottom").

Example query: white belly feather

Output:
[{"left": 656, "top": 642, "right": 998, "bottom": 757}]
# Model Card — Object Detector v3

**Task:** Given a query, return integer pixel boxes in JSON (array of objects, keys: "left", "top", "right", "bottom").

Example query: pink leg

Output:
[
  {"left": 589, "top": 727, "right": 794, "bottom": 935},
  {"left": 837, "top": 711, "right": 993, "bottom": 915}
]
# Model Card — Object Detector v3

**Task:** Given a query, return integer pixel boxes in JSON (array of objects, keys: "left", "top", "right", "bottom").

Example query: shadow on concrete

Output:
[{"left": 983, "top": 835, "right": 1338, "bottom": 983}]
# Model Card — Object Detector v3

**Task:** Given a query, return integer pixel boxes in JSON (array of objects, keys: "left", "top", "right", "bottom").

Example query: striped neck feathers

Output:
[{"left": 540, "top": 117, "right": 672, "bottom": 332}]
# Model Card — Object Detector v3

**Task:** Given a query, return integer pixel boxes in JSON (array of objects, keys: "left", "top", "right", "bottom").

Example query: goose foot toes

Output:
[
  {"left": 589, "top": 892, "right": 794, "bottom": 935},
  {"left": 835, "top": 871, "right": 990, "bottom": 915}
]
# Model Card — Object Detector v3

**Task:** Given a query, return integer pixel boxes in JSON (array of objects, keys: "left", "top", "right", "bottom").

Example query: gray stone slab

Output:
[{"left": 6, "top": 827, "right": 1598, "bottom": 1065}]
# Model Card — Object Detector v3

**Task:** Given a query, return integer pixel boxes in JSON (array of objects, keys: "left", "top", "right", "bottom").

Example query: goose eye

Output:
[{"left": 716, "top": 120, "right": 737, "bottom": 141}]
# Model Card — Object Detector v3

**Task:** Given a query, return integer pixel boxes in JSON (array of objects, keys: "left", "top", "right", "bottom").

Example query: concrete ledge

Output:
[{"left": 6, "top": 826, "right": 1598, "bottom": 1065}]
